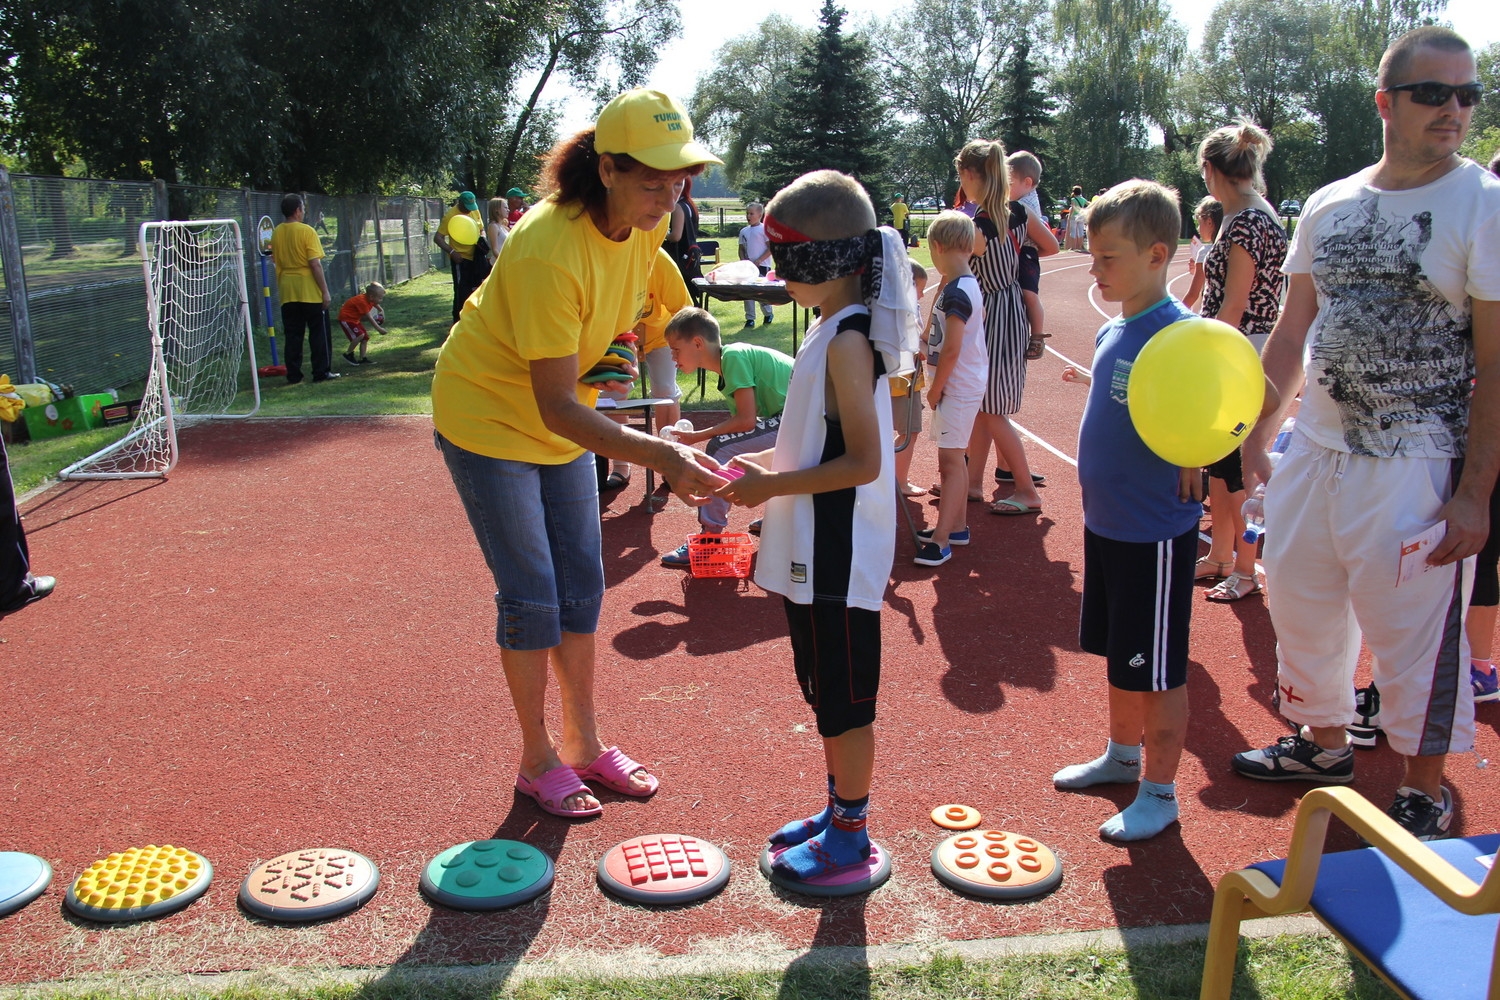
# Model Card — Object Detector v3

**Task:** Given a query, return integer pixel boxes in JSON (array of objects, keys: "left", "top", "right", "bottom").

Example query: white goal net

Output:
[{"left": 59, "top": 219, "right": 260, "bottom": 480}]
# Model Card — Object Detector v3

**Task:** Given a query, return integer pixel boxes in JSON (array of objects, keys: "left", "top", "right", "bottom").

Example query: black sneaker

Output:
[
  {"left": 342, "top": 350, "right": 356, "bottom": 364},
  {"left": 913, "top": 541, "right": 951, "bottom": 567},
  {"left": 1386, "top": 786, "right": 1453, "bottom": 841},
  {"left": 1231, "top": 733, "right": 1355, "bottom": 783},
  {"left": 747, "top": 518, "right": 762, "bottom": 536},
  {"left": 762, "top": 316, "right": 773, "bottom": 326},
  {"left": 1348, "top": 684, "right": 1382, "bottom": 749}
]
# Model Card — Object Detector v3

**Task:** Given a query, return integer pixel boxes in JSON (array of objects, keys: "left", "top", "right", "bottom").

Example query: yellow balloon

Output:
[
  {"left": 447, "top": 214, "right": 479, "bottom": 246},
  {"left": 1127, "top": 317, "right": 1265, "bottom": 467}
]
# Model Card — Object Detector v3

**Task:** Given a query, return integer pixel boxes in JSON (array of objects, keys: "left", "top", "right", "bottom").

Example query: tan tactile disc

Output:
[
  {"left": 65, "top": 844, "right": 212, "bottom": 922},
  {"left": 239, "top": 848, "right": 379, "bottom": 922}
]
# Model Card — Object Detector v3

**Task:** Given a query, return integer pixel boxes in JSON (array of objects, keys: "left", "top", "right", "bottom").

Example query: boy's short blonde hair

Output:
[
  {"left": 1087, "top": 180, "right": 1181, "bottom": 253},
  {"left": 765, "top": 170, "right": 875, "bottom": 240},
  {"left": 1006, "top": 150, "right": 1042, "bottom": 184},
  {"left": 665, "top": 306, "right": 720, "bottom": 346},
  {"left": 365, "top": 282, "right": 385, "bottom": 298},
  {"left": 925, "top": 210, "right": 976, "bottom": 252}
]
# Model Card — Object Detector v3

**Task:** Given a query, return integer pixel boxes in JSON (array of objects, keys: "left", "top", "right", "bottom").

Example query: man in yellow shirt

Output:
[
  {"left": 270, "top": 194, "right": 338, "bottom": 383},
  {"left": 891, "top": 193, "right": 910, "bottom": 246},
  {"left": 434, "top": 191, "right": 485, "bottom": 323}
]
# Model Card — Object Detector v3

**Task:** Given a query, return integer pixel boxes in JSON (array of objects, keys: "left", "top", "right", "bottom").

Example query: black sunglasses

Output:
[{"left": 1382, "top": 81, "right": 1484, "bottom": 107}]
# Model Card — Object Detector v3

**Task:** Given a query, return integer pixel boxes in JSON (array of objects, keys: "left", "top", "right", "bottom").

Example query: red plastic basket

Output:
[{"left": 687, "top": 532, "right": 756, "bottom": 579}]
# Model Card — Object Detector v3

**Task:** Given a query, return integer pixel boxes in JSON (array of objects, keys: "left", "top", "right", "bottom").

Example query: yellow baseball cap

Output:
[{"left": 595, "top": 89, "right": 722, "bottom": 172}]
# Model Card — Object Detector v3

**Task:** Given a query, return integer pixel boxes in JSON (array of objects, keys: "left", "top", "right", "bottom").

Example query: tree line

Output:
[
  {"left": 0, "top": 0, "right": 676, "bottom": 196},
  {"left": 694, "top": 0, "right": 1499, "bottom": 222},
  {"left": 2, "top": 0, "right": 1496, "bottom": 217}
]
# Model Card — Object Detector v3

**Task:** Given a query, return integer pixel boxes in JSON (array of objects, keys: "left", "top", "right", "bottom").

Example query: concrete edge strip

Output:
[{"left": 0, "top": 914, "right": 1327, "bottom": 998}]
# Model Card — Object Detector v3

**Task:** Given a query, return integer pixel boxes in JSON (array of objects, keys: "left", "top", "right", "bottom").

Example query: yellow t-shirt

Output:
[
  {"left": 270, "top": 221, "right": 325, "bottom": 304},
  {"left": 891, "top": 201, "right": 909, "bottom": 228},
  {"left": 432, "top": 199, "right": 669, "bottom": 464},
  {"left": 438, "top": 207, "right": 485, "bottom": 261},
  {"left": 637, "top": 249, "right": 692, "bottom": 354}
]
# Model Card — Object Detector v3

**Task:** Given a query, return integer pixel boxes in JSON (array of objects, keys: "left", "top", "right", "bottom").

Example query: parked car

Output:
[
  {"left": 1279, "top": 199, "right": 1302, "bottom": 217},
  {"left": 912, "top": 197, "right": 941, "bottom": 210}
]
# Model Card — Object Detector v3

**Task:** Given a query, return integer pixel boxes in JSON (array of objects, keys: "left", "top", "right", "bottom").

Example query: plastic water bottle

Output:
[{"left": 1241, "top": 418, "right": 1296, "bottom": 544}]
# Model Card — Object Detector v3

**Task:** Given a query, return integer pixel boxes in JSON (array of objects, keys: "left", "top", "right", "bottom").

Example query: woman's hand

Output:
[{"left": 661, "top": 441, "right": 729, "bottom": 507}]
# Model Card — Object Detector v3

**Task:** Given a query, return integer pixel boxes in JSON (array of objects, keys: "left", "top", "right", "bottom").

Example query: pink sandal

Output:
[
  {"left": 515, "top": 764, "right": 602, "bottom": 818},
  {"left": 571, "top": 747, "right": 659, "bottom": 798}
]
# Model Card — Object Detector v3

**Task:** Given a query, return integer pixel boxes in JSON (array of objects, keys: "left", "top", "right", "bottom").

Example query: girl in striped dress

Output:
[{"left": 955, "top": 140, "right": 1057, "bottom": 514}]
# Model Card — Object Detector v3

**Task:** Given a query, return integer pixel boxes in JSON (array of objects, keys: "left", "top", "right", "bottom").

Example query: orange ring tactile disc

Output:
[
  {"left": 930, "top": 804, "right": 982, "bottom": 830},
  {"left": 65, "top": 844, "right": 212, "bottom": 922},
  {"left": 931, "top": 829, "right": 1062, "bottom": 900}
]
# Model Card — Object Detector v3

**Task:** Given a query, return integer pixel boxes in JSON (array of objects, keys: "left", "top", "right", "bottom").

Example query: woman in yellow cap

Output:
[{"left": 432, "top": 90, "right": 724, "bottom": 819}]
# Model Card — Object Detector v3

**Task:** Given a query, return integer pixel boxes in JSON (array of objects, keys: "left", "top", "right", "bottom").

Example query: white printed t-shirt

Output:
[
  {"left": 739, "top": 222, "right": 770, "bottom": 267},
  {"left": 925, "top": 274, "right": 988, "bottom": 402},
  {"left": 1285, "top": 159, "right": 1500, "bottom": 458}
]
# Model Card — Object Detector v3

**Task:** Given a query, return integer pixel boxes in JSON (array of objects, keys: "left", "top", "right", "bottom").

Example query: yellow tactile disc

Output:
[{"left": 65, "top": 844, "right": 212, "bottom": 922}]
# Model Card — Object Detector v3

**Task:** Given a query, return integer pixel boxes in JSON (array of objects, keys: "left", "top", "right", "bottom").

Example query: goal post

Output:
[{"left": 59, "top": 219, "right": 260, "bottom": 480}]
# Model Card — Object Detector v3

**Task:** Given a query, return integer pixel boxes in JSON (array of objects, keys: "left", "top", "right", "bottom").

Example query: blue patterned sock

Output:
[
  {"left": 1053, "top": 740, "right": 1141, "bottom": 789},
  {"left": 768, "top": 775, "right": 835, "bottom": 847},
  {"left": 1100, "top": 779, "right": 1179, "bottom": 841},
  {"left": 771, "top": 793, "right": 871, "bottom": 880}
]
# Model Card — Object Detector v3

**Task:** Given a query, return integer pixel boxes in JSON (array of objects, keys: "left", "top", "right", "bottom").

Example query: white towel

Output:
[
  {"left": 755, "top": 305, "right": 896, "bottom": 612},
  {"left": 866, "top": 226, "right": 920, "bottom": 382}
]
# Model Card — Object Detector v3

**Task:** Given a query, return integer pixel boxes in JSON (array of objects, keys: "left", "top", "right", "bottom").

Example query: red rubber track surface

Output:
[{"left": 3, "top": 256, "right": 1497, "bottom": 982}]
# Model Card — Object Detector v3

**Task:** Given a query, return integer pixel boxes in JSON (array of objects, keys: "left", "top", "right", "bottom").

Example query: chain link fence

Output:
[{"left": 0, "top": 169, "right": 445, "bottom": 395}]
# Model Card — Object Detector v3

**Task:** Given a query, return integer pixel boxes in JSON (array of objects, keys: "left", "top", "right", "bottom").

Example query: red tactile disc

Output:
[
  {"left": 597, "top": 834, "right": 730, "bottom": 905},
  {"left": 238, "top": 848, "right": 379, "bottom": 922}
]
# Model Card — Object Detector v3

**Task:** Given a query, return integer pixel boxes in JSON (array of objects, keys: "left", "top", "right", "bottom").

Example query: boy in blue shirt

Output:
[{"left": 1051, "top": 180, "right": 1208, "bottom": 841}]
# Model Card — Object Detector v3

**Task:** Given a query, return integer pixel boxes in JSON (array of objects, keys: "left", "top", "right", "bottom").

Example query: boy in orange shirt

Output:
[{"left": 337, "top": 283, "right": 391, "bottom": 365}]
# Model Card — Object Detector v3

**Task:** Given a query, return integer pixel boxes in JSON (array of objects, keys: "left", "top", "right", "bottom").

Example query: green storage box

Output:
[{"left": 21, "top": 393, "right": 114, "bottom": 439}]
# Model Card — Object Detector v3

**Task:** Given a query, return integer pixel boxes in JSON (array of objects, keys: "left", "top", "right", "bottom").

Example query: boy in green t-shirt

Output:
[{"left": 661, "top": 306, "right": 792, "bottom": 566}]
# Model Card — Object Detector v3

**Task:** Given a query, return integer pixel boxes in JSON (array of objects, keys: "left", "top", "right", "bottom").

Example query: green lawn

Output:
[{"left": 2, "top": 933, "right": 1398, "bottom": 999}]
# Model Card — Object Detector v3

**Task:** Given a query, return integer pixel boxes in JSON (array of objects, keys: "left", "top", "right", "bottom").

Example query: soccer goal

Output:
[{"left": 60, "top": 219, "right": 260, "bottom": 480}]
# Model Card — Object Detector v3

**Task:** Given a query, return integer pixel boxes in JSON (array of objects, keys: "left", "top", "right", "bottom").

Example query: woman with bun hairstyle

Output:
[
  {"left": 1193, "top": 119, "right": 1288, "bottom": 602},
  {"left": 432, "top": 90, "right": 726, "bottom": 820}
]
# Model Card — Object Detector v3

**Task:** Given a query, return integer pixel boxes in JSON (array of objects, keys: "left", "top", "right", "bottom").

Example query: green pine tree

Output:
[{"left": 755, "top": 0, "right": 888, "bottom": 203}]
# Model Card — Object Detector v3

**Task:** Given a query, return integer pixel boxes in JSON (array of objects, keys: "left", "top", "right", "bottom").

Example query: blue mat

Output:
[{"left": 1250, "top": 833, "right": 1500, "bottom": 1000}]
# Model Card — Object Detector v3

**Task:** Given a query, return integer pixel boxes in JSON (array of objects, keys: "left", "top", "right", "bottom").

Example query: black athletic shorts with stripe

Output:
[{"left": 1080, "top": 525, "right": 1197, "bottom": 692}]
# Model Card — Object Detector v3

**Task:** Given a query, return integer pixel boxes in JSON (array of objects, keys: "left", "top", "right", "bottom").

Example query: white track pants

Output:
[{"left": 1262, "top": 433, "right": 1474, "bottom": 758}]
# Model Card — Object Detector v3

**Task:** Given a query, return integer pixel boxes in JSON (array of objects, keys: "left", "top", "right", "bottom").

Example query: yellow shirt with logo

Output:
[
  {"left": 432, "top": 198, "right": 669, "bottom": 464},
  {"left": 270, "top": 221, "right": 325, "bottom": 304},
  {"left": 438, "top": 206, "right": 485, "bottom": 261}
]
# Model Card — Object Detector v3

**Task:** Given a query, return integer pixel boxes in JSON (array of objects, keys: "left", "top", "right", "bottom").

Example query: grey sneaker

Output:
[
  {"left": 1386, "top": 786, "right": 1454, "bottom": 841},
  {"left": 1232, "top": 733, "right": 1355, "bottom": 783},
  {"left": 1347, "top": 684, "right": 1382, "bottom": 749}
]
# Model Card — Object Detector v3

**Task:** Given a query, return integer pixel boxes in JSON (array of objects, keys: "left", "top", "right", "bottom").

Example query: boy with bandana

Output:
[{"left": 715, "top": 170, "right": 900, "bottom": 882}]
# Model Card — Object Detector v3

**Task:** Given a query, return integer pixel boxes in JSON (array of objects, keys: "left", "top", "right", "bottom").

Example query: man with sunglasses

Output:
[{"left": 1232, "top": 26, "right": 1500, "bottom": 841}]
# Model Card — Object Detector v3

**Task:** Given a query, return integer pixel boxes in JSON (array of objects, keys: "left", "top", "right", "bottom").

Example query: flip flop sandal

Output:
[
  {"left": 601, "top": 471, "right": 632, "bottom": 490},
  {"left": 516, "top": 764, "right": 602, "bottom": 818},
  {"left": 571, "top": 747, "right": 658, "bottom": 798},
  {"left": 990, "top": 498, "right": 1042, "bottom": 515}
]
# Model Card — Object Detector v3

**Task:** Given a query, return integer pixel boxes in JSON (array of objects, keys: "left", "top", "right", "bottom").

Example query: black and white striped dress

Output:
[{"left": 972, "top": 203, "right": 1030, "bottom": 415}]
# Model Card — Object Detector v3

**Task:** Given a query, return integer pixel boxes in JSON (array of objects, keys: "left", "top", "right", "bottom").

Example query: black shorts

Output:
[
  {"left": 1018, "top": 246, "right": 1041, "bottom": 294},
  {"left": 1474, "top": 475, "right": 1500, "bottom": 607},
  {"left": 1206, "top": 448, "right": 1244, "bottom": 493},
  {"left": 1080, "top": 526, "right": 1196, "bottom": 692},
  {"left": 785, "top": 598, "right": 880, "bottom": 737}
]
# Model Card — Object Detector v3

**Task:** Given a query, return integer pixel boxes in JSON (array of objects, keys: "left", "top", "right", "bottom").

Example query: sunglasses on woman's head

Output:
[{"left": 1382, "top": 81, "right": 1484, "bottom": 107}]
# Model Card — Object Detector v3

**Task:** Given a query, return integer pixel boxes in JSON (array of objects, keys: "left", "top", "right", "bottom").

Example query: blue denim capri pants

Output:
[{"left": 437, "top": 432, "right": 604, "bottom": 651}]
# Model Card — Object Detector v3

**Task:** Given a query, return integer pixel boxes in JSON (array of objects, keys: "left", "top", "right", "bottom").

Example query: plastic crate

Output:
[{"left": 687, "top": 532, "right": 755, "bottom": 579}]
